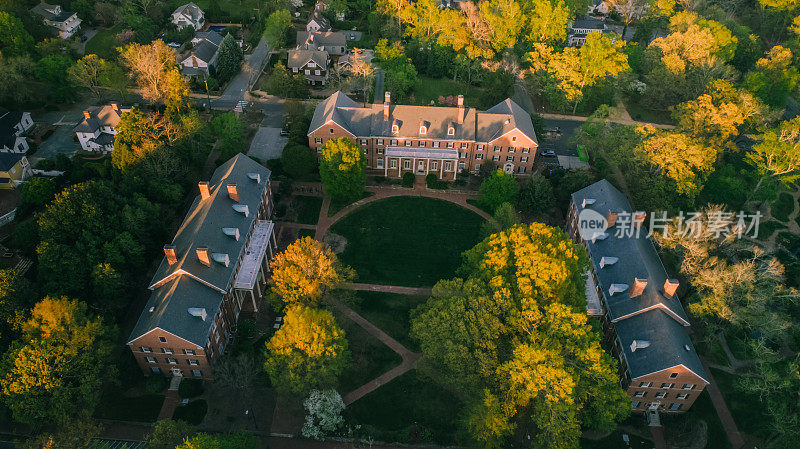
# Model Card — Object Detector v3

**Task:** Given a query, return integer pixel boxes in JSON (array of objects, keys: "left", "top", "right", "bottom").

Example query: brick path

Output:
[
  {"left": 156, "top": 377, "right": 182, "bottom": 421},
  {"left": 699, "top": 359, "right": 747, "bottom": 449},
  {"left": 345, "top": 283, "right": 432, "bottom": 296},
  {"left": 649, "top": 426, "right": 667, "bottom": 449}
]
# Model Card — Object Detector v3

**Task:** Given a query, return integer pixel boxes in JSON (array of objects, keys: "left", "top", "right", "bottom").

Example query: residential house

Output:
[
  {"left": 566, "top": 180, "right": 709, "bottom": 414},
  {"left": 73, "top": 103, "right": 131, "bottom": 153},
  {"left": 128, "top": 154, "right": 276, "bottom": 380},
  {"left": 338, "top": 49, "right": 374, "bottom": 71},
  {"left": 288, "top": 49, "right": 330, "bottom": 85},
  {"left": 568, "top": 16, "right": 610, "bottom": 46},
  {"left": 0, "top": 108, "right": 33, "bottom": 154},
  {"left": 0, "top": 153, "right": 31, "bottom": 189},
  {"left": 296, "top": 31, "right": 347, "bottom": 56},
  {"left": 308, "top": 91, "right": 538, "bottom": 180},
  {"left": 30, "top": 3, "right": 81, "bottom": 39},
  {"left": 172, "top": 2, "right": 205, "bottom": 31},
  {"left": 181, "top": 31, "right": 223, "bottom": 76},
  {"left": 306, "top": 12, "right": 331, "bottom": 32}
]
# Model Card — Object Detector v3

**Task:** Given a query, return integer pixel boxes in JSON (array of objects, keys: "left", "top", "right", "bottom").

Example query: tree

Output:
[
  {"left": 635, "top": 126, "right": 717, "bottom": 197},
  {"left": 0, "top": 56, "right": 36, "bottom": 106},
  {"left": 0, "top": 12, "right": 34, "bottom": 57},
  {"left": 263, "top": 9, "right": 292, "bottom": 48},
  {"left": 98, "top": 62, "right": 130, "bottom": 100},
  {"left": 374, "top": 39, "right": 418, "bottom": 101},
  {"left": 281, "top": 144, "right": 317, "bottom": 178},
  {"left": 523, "top": 0, "right": 571, "bottom": 44},
  {"left": 479, "top": 169, "right": 518, "bottom": 212},
  {"left": 118, "top": 40, "right": 189, "bottom": 109},
  {"left": 211, "top": 112, "right": 246, "bottom": 160},
  {"left": 0, "top": 269, "right": 35, "bottom": 347},
  {"left": 271, "top": 237, "right": 352, "bottom": 306},
  {"left": 517, "top": 174, "right": 554, "bottom": 215},
  {"left": 649, "top": 11, "right": 738, "bottom": 71},
  {"left": 176, "top": 432, "right": 259, "bottom": 449},
  {"left": 216, "top": 33, "right": 243, "bottom": 84},
  {"left": 69, "top": 55, "right": 108, "bottom": 100},
  {"left": 747, "top": 117, "right": 800, "bottom": 191},
  {"left": 301, "top": 389, "right": 345, "bottom": 440},
  {"left": 346, "top": 48, "right": 375, "bottom": 104},
  {"left": 112, "top": 108, "right": 161, "bottom": 170},
  {"left": 744, "top": 45, "right": 800, "bottom": 108},
  {"left": 18, "top": 176, "right": 56, "bottom": 211},
  {"left": 264, "top": 305, "right": 350, "bottom": 393},
  {"left": 147, "top": 419, "right": 197, "bottom": 449},
  {"left": 35, "top": 55, "right": 76, "bottom": 103},
  {"left": 319, "top": 137, "right": 366, "bottom": 202},
  {"left": 0, "top": 297, "right": 115, "bottom": 428},
  {"left": 20, "top": 419, "right": 102, "bottom": 449},
  {"left": 262, "top": 61, "right": 310, "bottom": 98}
]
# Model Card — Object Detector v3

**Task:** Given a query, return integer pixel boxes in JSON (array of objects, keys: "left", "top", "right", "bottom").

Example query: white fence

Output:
[{"left": 0, "top": 209, "right": 16, "bottom": 228}]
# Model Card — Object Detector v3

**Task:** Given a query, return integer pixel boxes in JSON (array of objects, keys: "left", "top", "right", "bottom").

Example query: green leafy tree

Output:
[
  {"left": 18, "top": 176, "right": 56, "bottom": 212},
  {"left": 747, "top": 117, "right": 800, "bottom": 192},
  {"left": 0, "top": 297, "right": 115, "bottom": 428},
  {"left": 0, "top": 12, "right": 34, "bottom": 56},
  {"left": 744, "top": 45, "right": 800, "bottom": 108},
  {"left": 479, "top": 169, "right": 518, "bottom": 212},
  {"left": 176, "top": 432, "right": 259, "bottom": 449},
  {"left": 523, "top": 0, "right": 571, "bottom": 44},
  {"left": 262, "top": 61, "right": 310, "bottom": 98},
  {"left": 35, "top": 55, "right": 76, "bottom": 103},
  {"left": 263, "top": 9, "right": 292, "bottom": 48},
  {"left": 0, "top": 56, "right": 36, "bottom": 106},
  {"left": 68, "top": 55, "right": 108, "bottom": 100},
  {"left": 147, "top": 419, "right": 197, "bottom": 449},
  {"left": 374, "top": 39, "right": 418, "bottom": 101},
  {"left": 517, "top": 173, "right": 554, "bottom": 215},
  {"left": 281, "top": 144, "right": 317, "bottom": 178},
  {"left": 481, "top": 202, "right": 519, "bottom": 236},
  {"left": 264, "top": 305, "right": 350, "bottom": 393},
  {"left": 211, "top": 112, "right": 246, "bottom": 160},
  {"left": 319, "top": 137, "right": 366, "bottom": 202},
  {"left": 215, "top": 33, "right": 243, "bottom": 84},
  {"left": 112, "top": 108, "right": 161, "bottom": 170}
]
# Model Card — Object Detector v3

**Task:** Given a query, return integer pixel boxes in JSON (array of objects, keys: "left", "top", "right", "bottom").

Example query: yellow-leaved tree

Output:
[{"left": 270, "top": 237, "right": 354, "bottom": 307}]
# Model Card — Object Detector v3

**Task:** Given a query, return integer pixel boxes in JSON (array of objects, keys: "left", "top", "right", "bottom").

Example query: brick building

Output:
[
  {"left": 307, "top": 91, "right": 539, "bottom": 180},
  {"left": 127, "top": 154, "right": 276, "bottom": 380},
  {"left": 566, "top": 180, "right": 709, "bottom": 415}
]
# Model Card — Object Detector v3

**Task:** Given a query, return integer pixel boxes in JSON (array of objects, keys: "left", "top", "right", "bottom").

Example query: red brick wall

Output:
[{"left": 625, "top": 366, "right": 707, "bottom": 413}]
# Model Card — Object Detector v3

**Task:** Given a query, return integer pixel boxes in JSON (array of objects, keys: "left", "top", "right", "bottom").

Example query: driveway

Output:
[
  {"left": 34, "top": 126, "right": 80, "bottom": 161},
  {"left": 540, "top": 118, "right": 583, "bottom": 158},
  {"left": 373, "top": 69, "right": 384, "bottom": 104},
  {"left": 212, "top": 37, "right": 271, "bottom": 110},
  {"left": 248, "top": 127, "right": 286, "bottom": 162}
]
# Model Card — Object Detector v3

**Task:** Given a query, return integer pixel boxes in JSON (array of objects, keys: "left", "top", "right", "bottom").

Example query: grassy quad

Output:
[
  {"left": 330, "top": 196, "right": 485, "bottom": 287},
  {"left": 350, "top": 291, "right": 428, "bottom": 351}
]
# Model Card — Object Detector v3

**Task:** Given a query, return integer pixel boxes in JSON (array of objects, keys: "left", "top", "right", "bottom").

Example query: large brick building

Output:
[
  {"left": 567, "top": 180, "right": 709, "bottom": 415},
  {"left": 307, "top": 91, "right": 539, "bottom": 180},
  {"left": 128, "top": 154, "right": 276, "bottom": 380}
]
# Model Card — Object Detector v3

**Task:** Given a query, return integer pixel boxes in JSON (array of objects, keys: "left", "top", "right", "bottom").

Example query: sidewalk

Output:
[{"left": 700, "top": 359, "right": 746, "bottom": 449}]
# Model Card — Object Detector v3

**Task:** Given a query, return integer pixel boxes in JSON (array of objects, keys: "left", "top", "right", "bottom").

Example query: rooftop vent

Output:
[
  {"left": 630, "top": 340, "right": 651, "bottom": 352},
  {"left": 149, "top": 306, "right": 155, "bottom": 313},
  {"left": 188, "top": 307, "right": 207, "bottom": 321},
  {"left": 211, "top": 252, "right": 230, "bottom": 267},
  {"left": 609, "top": 283, "right": 629, "bottom": 296},
  {"left": 630, "top": 278, "right": 647, "bottom": 298},
  {"left": 582, "top": 198, "right": 596, "bottom": 208},
  {"left": 599, "top": 256, "right": 618, "bottom": 268},
  {"left": 591, "top": 232, "right": 609, "bottom": 243},
  {"left": 222, "top": 227, "right": 240, "bottom": 241},
  {"left": 684, "top": 345, "right": 691, "bottom": 351},
  {"left": 232, "top": 204, "right": 249, "bottom": 217},
  {"left": 247, "top": 173, "right": 261, "bottom": 183}
]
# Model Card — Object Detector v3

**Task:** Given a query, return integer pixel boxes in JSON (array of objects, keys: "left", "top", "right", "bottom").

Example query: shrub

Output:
[
  {"left": 517, "top": 174, "right": 554, "bottom": 215},
  {"left": 144, "top": 375, "right": 168, "bottom": 394},
  {"left": 402, "top": 172, "right": 415, "bottom": 187},
  {"left": 479, "top": 169, "right": 518, "bottom": 212},
  {"left": 178, "top": 379, "right": 204, "bottom": 399},
  {"left": 281, "top": 144, "right": 317, "bottom": 179},
  {"left": 301, "top": 389, "right": 345, "bottom": 440},
  {"left": 425, "top": 173, "right": 448, "bottom": 190}
]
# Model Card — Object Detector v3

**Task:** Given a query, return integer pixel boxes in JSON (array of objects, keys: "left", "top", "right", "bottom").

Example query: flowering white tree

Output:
[
  {"left": 289, "top": 0, "right": 303, "bottom": 8},
  {"left": 301, "top": 389, "right": 345, "bottom": 440}
]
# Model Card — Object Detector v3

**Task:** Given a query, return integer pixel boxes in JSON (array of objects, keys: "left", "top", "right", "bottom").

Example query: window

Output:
[
  {"left": 305, "top": 69, "right": 310, "bottom": 75},
  {"left": 140, "top": 346, "right": 153, "bottom": 353},
  {"left": 669, "top": 373, "right": 679, "bottom": 379},
  {"left": 517, "top": 166, "right": 526, "bottom": 174},
  {"left": 508, "top": 148, "right": 515, "bottom": 153},
  {"left": 476, "top": 154, "right": 483, "bottom": 160},
  {"left": 655, "top": 392, "right": 667, "bottom": 399},
  {"left": 315, "top": 70, "right": 320, "bottom": 75},
  {"left": 419, "top": 141, "right": 426, "bottom": 147},
  {"left": 676, "top": 393, "right": 689, "bottom": 400},
  {"left": 162, "top": 348, "right": 174, "bottom": 355},
  {"left": 392, "top": 124, "right": 399, "bottom": 133},
  {"left": 477, "top": 144, "right": 485, "bottom": 151},
  {"left": 631, "top": 401, "right": 641, "bottom": 408},
  {"left": 638, "top": 382, "right": 653, "bottom": 388},
  {"left": 433, "top": 141, "right": 440, "bottom": 148},
  {"left": 431, "top": 161, "right": 438, "bottom": 170},
  {"left": 444, "top": 161, "right": 452, "bottom": 171},
  {"left": 146, "top": 357, "right": 157, "bottom": 363},
  {"left": 461, "top": 143, "right": 468, "bottom": 149},
  {"left": 492, "top": 155, "right": 500, "bottom": 161},
  {"left": 329, "top": 128, "right": 334, "bottom": 134},
  {"left": 293, "top": 67, "right": 299, "bottom": 73},
  {"left": 390, "top": 159, "right": 397, "bottom": 168},
  {"left": 188, "top": 359, "right": 199, "bottom": 366},
  {"left": 419, "top": 126, "right": 427, "bottom": 134},
  {"left": 159, "top": 337, "right": 167, "bottom": 343},
  {"left": 475, "top": 164, "right": 481, "bottom": 171},
  {"left": 506, "top": 156, "right": 514, "bottom": 162},
  {"left": 377, "top": 148, "right": 384, "bottom": 154},
  {"left": 151, "top": 367, "right": 161, "bottom": 374},
  {"left": 661, "top": 383, "right": 674, "bottom": 389},
  {"left": 633, "top": 391, "right": 646, "bottom": 398},
  {"left": 403, "top": 160, "right": 411, "bottom": 169},
  {"left": 167, "top": 358, "right": 178, "bottom": 364},
  {"left": 192, "top": 370, "right": 203, "bottom": 377},
  {"left": 314, "top": 138, "right": 322, "bottom": 144},
  {"left": 404, "top": 140, "right": 412, "bottom": 147},
  {"left": 308, "top": 61, "right": 316, "bottom": 68},
  {"left": 377, "top": 139, "right": 384, "bottom": 145},
  {"left": 390, "top": 139, "right": 398, "bottom": 145},
  {"left": 669, "top": 403, "right": 682, "bottom": 411},
  {"left": 446, "top": 142, "right": 454, "bottom": 149},
  {"left": 493, "top": 145, "right": 501, "bottom": 152},
  {"left": 360, "top": 139, "right": 367, "bottom": 145},
  {"left": 682, "top": 384, "right": 695, "bottom": 390},
  {"left": 522, "top": 148, "right": 530, "bottom": 153},
  {"left": 376, "top": 158, "right": 383, "bottom": 169},
  {"left": 458, "top": 162, "right": 465, "bottom": 170},
  {"left": 447, "top": 127, "right": 455, "bottom": 136},
  {"left": 183, "top": 349, "right": 196, "bottom": 355},
  {"left": 459, "top": 152, "right": 466, "bottom": 158}
]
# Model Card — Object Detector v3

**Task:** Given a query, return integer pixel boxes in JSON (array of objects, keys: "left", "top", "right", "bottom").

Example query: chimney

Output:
[
  {"left": 188, "top": 307, "right": 207, "bottom": 321},
  {"left": 111, "top": 103, "right": 119, "bottom": 111},
  {"left": 384, "top": 91, "right": 391, "bottom": 121},
  {"left": 664, "top": 278, "right": 679, "bottom": 298},
  {"left": 83, "top": 110, "right": 91, "bottom": 120},
  {"left": 198, "top": 181, "right": 210, "bottom": 200},
  {"left": 192, "top": 54, "right": 198, "bottom": 69},
  {"left": 211, "top": 252, "right": 230, "bottom": 267},
  {"left": 196, "top": 247, "right": 211, "bottom": 266},
  {"left": 608, "top": 283, "right": 628, "bottom": 296},
  {"left": 630, "top": 277, "right": 647, "bottom": 298},
  {"left": 222, "top": 227, "right": 240, "bottom": 241},
  {"left": 164, "top": 245, "right": 177, "bottom": 265},
  {"left": 457, "top": 95, "right": 465, "bottom": 125},
  {"left": 227, "top": 183, "right": 239, "bottom": 202},
  {"left": 606, "top": 212, "right": 618, "bottom": 227}
]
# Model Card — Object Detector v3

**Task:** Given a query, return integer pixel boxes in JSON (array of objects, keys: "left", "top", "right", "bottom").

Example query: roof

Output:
[
  {"left": 30, "top": 2, "right": 75, "bottom": 22},
  {"left": 187, "top": 39, "right": 219, "bottom": 64},
  {"left": 193, "top": 30, "right": 223, "bottom": 47},
  {"left": 297, "top": 30, "right": 347, "bottom": 48},
  {"left": 308, "top": 12, "right": 331, "bottom": 31},
  {"left": 73, "top": 104, "right": 130, "bottom": 134},
  {"left": 308, "top": 91, "right": 538, "bottom": 144},
  {"left": 129, "top": 153, "right": 271, "bottom": 346},
  {"left": 0, "top": 153, "right": 25, "bottom": 172},
  {"left": 288, "top": 49, "right": 328, "bottom": 69},
  {"left": 338, "top": 50, "right": 374, "bottom": 67},
  {"left": 173, "top": 2, "right": 203, "bottom": 22},
  {"left": 0, "top": 108, "right": 24, "bottom": 149},
  {"left": 571, "top": 17, "right": 606, "bottom": 30},
  {"left": 571, "top": 179, "right": 707, "bottom": 382}
]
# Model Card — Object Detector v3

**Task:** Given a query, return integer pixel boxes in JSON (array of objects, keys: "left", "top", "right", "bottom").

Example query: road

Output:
[
  {"left": 211, "top": 37, "right": 271, "bottom": 110},
  {"left": 374, "top": 68, "right": 385, "bottom": 104}
]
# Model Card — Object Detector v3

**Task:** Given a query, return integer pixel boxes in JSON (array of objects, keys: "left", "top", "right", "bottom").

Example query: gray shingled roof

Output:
[
  {"left": 297, "top": 31, "right": 347, "bottom": 48},
  {"left": 288, "top": 49, "right": 328, "bottom": 70},
  {"left": 572, "top": 17, "right": 606, "bottom": 30},
  {"left": 481, "top": 99, "right": 538, "bottom": 143},
  {"left": 30, "top": 2, "right": 75, "bottom": 22},
  {"left": 0, "top": 108, "right": 23, "bottom": 149},
  {"left": 0, "top": 153, "right": 25, "bottom": 172},
  {"left": 308, "top": 12, "right": 331, "bottom": 31},
  {"left": 173, "top": 2, "right": 203, "bottom": 21},
  {"left": 194, "top": 30, "right": 223, "bottom": 47},
  {"left": 73, "top": 105, "right": 130, "bottom": 134},
  {"left": 188, "top": 39, "right": 219, "bottom": 64},
  {"left": 128, "top": 154, "right": 271, "bottom": 345}
]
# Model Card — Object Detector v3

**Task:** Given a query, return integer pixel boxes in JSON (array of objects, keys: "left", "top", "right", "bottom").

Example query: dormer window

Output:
[
  {"left": 419, "top": 126, "right": 427, "bottom": 135},
  {"left": 447, "top": 126, "right": 455, "bottom": 136},
  {"left": 392, "top": 124, "right": 399, "bottom": 133}
]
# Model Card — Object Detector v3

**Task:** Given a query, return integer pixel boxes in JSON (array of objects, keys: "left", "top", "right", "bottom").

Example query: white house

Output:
[
  {"left": 172, "top": 2, "right": 205, "bottom": 31},
  {"left": 30, "top": 3, "right": 81, "bottom": 39},
  {"left": 73, "top": 103, "right": 131, "bottom": 153},
  {"left": 180, "top": 31, "right": 223, "bottom": 76},
  {"left": 568, "top": 16, "right": 610, "bottom": 46},
  {"left": 306, "top": 12, "right": 331, "bottom": 33},
  {"left": 288, "top": 49, "right": 329, "bottom": 85},
  {"left": 0, "top": 108, "right": 33, "bottom": 154}
]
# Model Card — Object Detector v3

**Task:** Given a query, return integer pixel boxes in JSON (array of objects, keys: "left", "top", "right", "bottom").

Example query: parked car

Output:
[
  {"left": 280, "top": 129, "right": 289, "bottom": 136},
  {"left": 540, "top": 149, "right": 556, "bottom": 157},
  {"left": 349, "top": 33, "right": 356, "bottom": 40}
]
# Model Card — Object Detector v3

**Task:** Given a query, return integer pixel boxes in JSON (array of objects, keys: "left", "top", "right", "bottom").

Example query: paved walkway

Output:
[
  {"left": 649, "top": 426, "right": 667, "bottom": 449},
  {"left": 700, "top": 358, "right": 747, "bottom": 449},
  {"left": 346, "top": 283, "right": 432, "bottom": 296}
]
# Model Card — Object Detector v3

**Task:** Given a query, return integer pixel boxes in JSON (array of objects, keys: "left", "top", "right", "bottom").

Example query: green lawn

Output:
[
  {"left": 294, "top": 195, "right": 322, "bottom": 225},
  {"left": 345, "top": 370, "right": 466, "bottom": 445},
  {"left": 710, "top": 368, "right": 772, "bottom": 438},
  {"left": 93, "top": 391, "right": 165, "bottom": 422},
  {"left": 335, "top": 310, "right": 403, "bottom": 394},
  {"left": 331, "top": 196, "right": 485, "bottom": 286},
  {"left": 410, "top": 76, "right": 488, "bottom": 109},
  {"left": 297, "top": 228, "right": 316, "bottom": 239},
  {"left": 350, "top": 291, "right": 428, "bottom": 351},
  {"left": 84, "top": 26, "right": 123, "bottom": 60},
  {"left": 328, "top": 191, "right": 374, "bottom": 217},
  {"left": 581, "top": 431, "right": 650, "bottom": 449},
  {"left": 661, "top": 390, "right": 732, "bottom": 449}
]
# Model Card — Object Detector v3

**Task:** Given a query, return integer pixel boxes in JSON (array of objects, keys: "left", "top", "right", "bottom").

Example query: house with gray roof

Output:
[
  {"left": 567, "top": 179, "right": 709, "bottom": 415},
  {"left": 0, "top": 108, "right": 33, "bottom": 154},
  {"left": 308, "top": 91, "right": 538, "bottom": 180},
  {"left": 30, "top": 2, "right": 81, "bottom": 39},
  {"left": 568, "top": 16, "right": 613, "bottom": 46},
  {"left": 73, "top": 103, "right": 131, "bottom": 153},
  {"left": 288, "top": 49, "right": 330, "bottom": 85},
  {"left": 307, "top": 12, "right": 331, "bottom": 32},
  {"left": 180, "top": 31, "right": 223, "bottom": 76},
  {"left": 172, "top": 2, "right": 205, "bottom": 31},
  {"left": 127, "top": 154, "right": 276, "bottom": 379},
  {"left": 297, "top": 30, "right": 347, "bottom": 56}
]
